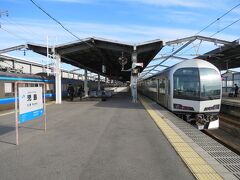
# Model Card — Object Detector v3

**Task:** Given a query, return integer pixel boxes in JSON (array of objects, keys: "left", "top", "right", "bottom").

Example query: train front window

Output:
[
  {"left": 173, "top": 68, "right": 200, "bottom": 100},
  {"left": 173, "top": 67, "right": 221, "bottom": 101},
  {"left": 199, "top": 68, "right": 221, "bottom": 100}
]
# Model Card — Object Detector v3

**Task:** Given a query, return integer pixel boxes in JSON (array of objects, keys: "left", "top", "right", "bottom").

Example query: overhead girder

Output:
[
  {"left": 165, "top": 35, "right": 234, "bottom": 46},
  {"left": 0, "top": 45, "right": 27, "bottom": 54}
]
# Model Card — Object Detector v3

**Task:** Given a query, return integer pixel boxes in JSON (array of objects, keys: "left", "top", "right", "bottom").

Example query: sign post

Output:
[{"left": 15, "top": 82, "right": 46, "bottom": 145}]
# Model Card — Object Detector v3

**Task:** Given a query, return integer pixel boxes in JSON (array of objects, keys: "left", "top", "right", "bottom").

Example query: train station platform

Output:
[
  {"left": 221, "top": 96, "right": 240, "bottom": 118},
  {"left": 222, "top": 96, "right": 240, "bottom": 108},
  {"left": 0, "top": 93, "right": 193, "bottom": 180},
  {"left": 0, "top": 93, "right": 238, "bottom": 180}
]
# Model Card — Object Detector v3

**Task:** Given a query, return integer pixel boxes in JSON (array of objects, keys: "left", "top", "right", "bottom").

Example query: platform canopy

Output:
[
  {"left": 197, "top": 40, "right": 240, "bottom": 70},
  {"left": 24, "top": 37, "right": 163, "bottom": 81}
]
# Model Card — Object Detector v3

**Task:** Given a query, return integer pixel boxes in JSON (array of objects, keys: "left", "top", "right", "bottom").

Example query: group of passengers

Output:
[{"left": 67, "top": 84, "right": 84, "bottom": 101}]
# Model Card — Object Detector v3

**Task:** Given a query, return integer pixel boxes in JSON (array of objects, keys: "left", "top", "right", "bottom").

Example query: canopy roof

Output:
[
  {"left": 27, "top": 37, "right": 163, "bottom": 81},
  {"left": 197, "top": 40, "right": 240, "bottom": 70}
]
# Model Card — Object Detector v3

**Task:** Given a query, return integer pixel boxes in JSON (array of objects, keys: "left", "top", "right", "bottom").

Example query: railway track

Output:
[
  {"left": 220, "top": 114, "right": 240, "bottom": 128},
  {"left": 204, "top": 114, "right": 240, "bottom": 155}
]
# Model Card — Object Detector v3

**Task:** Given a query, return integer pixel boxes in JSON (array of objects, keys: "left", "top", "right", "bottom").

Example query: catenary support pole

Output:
[{"left": 55, "top": 54, "right": 62, "bottom": 104}]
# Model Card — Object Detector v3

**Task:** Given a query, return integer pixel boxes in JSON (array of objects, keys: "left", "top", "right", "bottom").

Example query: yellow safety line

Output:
[
  {"left": 0, "top": 101, "right": 55, "bottom": 117},
  {"left": 139, "top": 96, "right": 223, "bottom": 180}
]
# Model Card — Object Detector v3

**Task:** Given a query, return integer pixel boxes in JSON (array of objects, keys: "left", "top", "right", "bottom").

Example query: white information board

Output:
[{"left": 18, "top": 87, "right": 43, "bottom": 124}]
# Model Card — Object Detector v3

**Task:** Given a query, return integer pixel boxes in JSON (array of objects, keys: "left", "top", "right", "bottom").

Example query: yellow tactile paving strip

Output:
[{"left": 139, "top": 96, "right": 223, "bottom": 180}]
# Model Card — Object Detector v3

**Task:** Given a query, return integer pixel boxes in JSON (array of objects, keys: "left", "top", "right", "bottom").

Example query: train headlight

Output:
[
  {"left": 204, "top": 104, "right": 220, "bottom": 111},
  {"left": 174, "top": 104, "right": 194, "bottom": 111}
]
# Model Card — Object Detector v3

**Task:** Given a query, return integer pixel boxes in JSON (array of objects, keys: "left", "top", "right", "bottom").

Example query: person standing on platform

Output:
[
  {"left": 67, "top": 84, "right": 75, "bottom": 101},
  {"left": 78, "top": 86, "right": 84, "bottom": 100},
  {"left": 234, "top": 84, "right": 239, "bottom": 97}
]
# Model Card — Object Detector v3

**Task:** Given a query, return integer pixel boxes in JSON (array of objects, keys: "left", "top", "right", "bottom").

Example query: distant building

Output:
[
  {"left": 222, "top": 70, "right": 240, "bottom": 94},
  {"left": 0, "top": 54, "right": 82, "bottom": 80}
]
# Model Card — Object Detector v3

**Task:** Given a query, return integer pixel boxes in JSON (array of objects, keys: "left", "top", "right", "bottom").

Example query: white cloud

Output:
[
  {"left": 45, "top": 0, "right": 89, "bottom": 3},
  {"left": 1, "top": 18, "right": 238, "bottom": 71},
  {"left": 0, "top": 18, "right": 238, "bottom": 50},
  {"left": 43, "top": 0, "right": 216, "bottom": 8},
  {"left": 123, "top": 0, "right": 207, "bottom": 8}
]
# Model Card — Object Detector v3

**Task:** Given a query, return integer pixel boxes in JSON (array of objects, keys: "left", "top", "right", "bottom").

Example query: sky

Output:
[{"left": 0, "top": 0, "right": 240, "bottom": 74}]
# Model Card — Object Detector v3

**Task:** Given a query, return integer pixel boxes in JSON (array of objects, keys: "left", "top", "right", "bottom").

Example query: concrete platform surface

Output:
[
  {"left": 0, "top": 93, "right": 194, "bottom": 180},
  {"left": 222, "top": 97, "right": 240, "bottom": 107}
]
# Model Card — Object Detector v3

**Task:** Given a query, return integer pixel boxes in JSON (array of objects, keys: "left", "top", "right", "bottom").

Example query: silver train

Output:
[{"left": 138, "top": 59, "right": 222, "bottom": 130}]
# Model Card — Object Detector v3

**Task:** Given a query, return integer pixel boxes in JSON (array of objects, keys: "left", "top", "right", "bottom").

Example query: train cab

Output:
[{"left": 138, "top": 59, "right": 222, "bottom": 130}]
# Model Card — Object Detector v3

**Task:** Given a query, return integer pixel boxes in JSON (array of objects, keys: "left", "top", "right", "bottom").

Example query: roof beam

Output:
[
  {"left": 27, "top": 44, "right": 52, "bottom": 56},
  {"left": 165, "top": 35, "right": 233, "bottom": 46},
  {"left": 61, "top": 55, "right": 106, "bottom": 77},
  {"left": 151, "top": 69, "right": 162, "bottom": 72},
  {"left": 57, "top": 45, "right": 91, "bottom": 55},
  {"left": 95, "top": 42, "right": 132, "bottom": 53},
  {"left": 144, "top": 64, "right": 169, "bottom": 69},
  {"left": 152, "top": 55, "right": 188, "bottom": 61},
  {"left": 0, "top": 45, "right": 26, "bottom": 54},
  {"left": 70, "top": 68, "right": 81, "bottom": 72},
  {"left": 136, "top": 42, "right": 163, "bottom": 54},
  {"left": 140, "top": 39, "right": 195, "bottom": 79}
]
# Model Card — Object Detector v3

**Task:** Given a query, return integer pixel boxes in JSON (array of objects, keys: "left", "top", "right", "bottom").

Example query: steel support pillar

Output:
[
  {"left": 84, "top": 69, "right": 88, "bottom": 97},
  {"left": 225, "top": 77, "right": 228, "bottom": 93},
  {"left": 55, "top": 54, "right": 62, "bottom": 104},
  {"left": 130, "top": 46, "right": 138, "bottom": 103},
  {"left": 98, "top": 74, "right": 101, "bottom": 91}
]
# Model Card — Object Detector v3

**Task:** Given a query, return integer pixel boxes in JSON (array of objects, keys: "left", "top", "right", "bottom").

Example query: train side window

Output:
[
  {"left": 49, "top": 84, "right": 54, "bottom": 90},
  {"left": 159, "top": 79, "right": 165, "bottom": 94},
  {"left": 46, "top": 84, "right": 49, "bottom": 91},
  {"left": 168, "top": 80, "right": 170, "bottom": 95},
  {"left": 4, "top": 83, "right": 15, "bottom": 96},
  {"left": 4, "top": 83, "right": 13, "bottom": 93}
]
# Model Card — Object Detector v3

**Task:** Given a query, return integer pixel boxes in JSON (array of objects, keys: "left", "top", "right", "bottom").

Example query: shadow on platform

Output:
[
  {"left": 94, "top": 92, "right": 144, "bottom": 109},
  {"left": 0, "top": 125, "right": 15, "bottom": 136}
]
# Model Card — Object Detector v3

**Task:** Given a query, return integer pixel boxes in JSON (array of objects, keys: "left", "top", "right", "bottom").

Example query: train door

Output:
[
  {"left": 164, "top": 78, "right": 169, "bottom": 108},
  {"left": 158, "top": 77, "right": 165, "bottom": 106},
  {"left": 157, "top": 79, "right": 159, "bottom": 102}
]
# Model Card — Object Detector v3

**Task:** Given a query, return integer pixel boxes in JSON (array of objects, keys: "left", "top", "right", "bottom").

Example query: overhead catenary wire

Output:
[
  {"left": 141, "top": 3, "right": 240, "bottom": 78},
  {"left": 196, "top": 2, "right": 240, "bottom": 35},
  {"left": 210, "top": 17, "right": 240, "bottom": 37},
  {"left": 29, "top": 0, "right": 109, "bottom": 76},
  {"left": 29, "top": 0, "right": 93, "bottom": 48},
  {"left": 178, "top": 3, "right": 240, "bottom": 56},
  {"left": 179, "top": 16, "right": 240, "bottom": 57},
  {"left": 0, "top": 26, "right": 28, "bottom": 41},
  {"left": 0, "top": 17, "right": 44, "bottom": 42},
  {"left": 180, "top": 3, "right": 240, "bottom": 54}
]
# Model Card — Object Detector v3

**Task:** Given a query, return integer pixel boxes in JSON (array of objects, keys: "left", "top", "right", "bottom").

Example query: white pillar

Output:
[
  {"left": 30, "top": 64, "right": 32, "bottom": 74},
  {"left": 84, "top": 69, "right": 88, "bottom": 97},
  {"left": 130, "top": 75, "right": 138, "bottom": 103},
  {"left": 130, "top": 46, "right": 138, "bottom": 103},
  {"left": 55, "top": 54, "right": 62, "bottom": 104},
  {"left": 98, "top": 74, "right": 101, "bottom": 91}
]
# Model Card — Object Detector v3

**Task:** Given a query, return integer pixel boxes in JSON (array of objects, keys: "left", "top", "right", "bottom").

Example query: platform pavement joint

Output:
[{"left": 139, "top": 96, "right": 239, "bottom": 180}]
